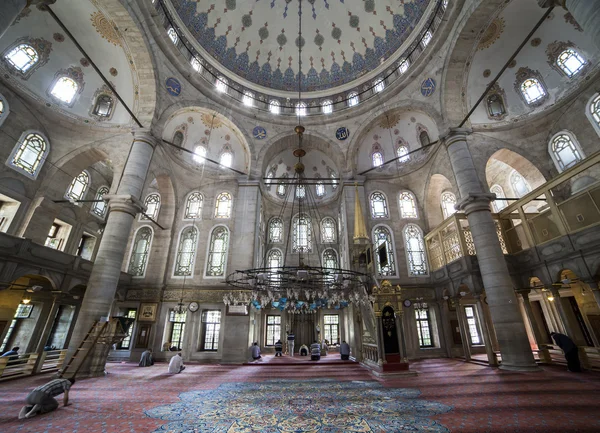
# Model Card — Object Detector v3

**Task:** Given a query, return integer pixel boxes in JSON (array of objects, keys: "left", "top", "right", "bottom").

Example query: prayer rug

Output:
[{"left": 145, "top": 378, "right": 452, "bottom": 432}]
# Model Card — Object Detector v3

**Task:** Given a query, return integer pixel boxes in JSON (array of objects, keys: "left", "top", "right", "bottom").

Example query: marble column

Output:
[
  {"left": 538, "top": 0, "right": 600, "bottom": 50},
  {"left": 66, "top": 129, "right": 158, "bottom": 373},
  {"left": 444, "top": 129, "right": 538, "bottom": 371},
  {"left": 518, "top": 290, "right": 550, "bottom": 363},
  {"left": 375, "top": 313, "right": 386, "bottom": 365}
]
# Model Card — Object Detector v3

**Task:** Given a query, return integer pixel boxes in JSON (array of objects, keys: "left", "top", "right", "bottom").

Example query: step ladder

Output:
[{"left": 59, "top": 321, "right": 110, "bottom": 379}]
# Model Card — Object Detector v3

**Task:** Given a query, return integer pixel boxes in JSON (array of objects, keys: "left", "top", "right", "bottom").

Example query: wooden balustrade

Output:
[{"left": 0, "top": 349, "right": 67, "bottom": 382}]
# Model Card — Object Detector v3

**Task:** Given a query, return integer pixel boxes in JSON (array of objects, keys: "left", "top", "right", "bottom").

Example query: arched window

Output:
[
  {"left": 510, "top": 170, "right": 531, "bottom": 198},
  {"left": 268, "top": 249, "right": 282, "bottom": 269},
  {"left": 440, "top": 191, "right": 457, "bottom": 219},
  {"left": 293, "top": 214, "right": 312, "bottom": 252},
  {"left": 220, "top": 151, "right": 233, "bottom": 168},
  {"left": 214, "top": 192, "right": 232, "bottom": 218},
  {"left": 215, "top": 76, "right": 228, "bottom": 93},
  {"left": 141, "top": 193, "right": 161, "bottom": 221},
  {"left": 50, "top": 77, "right": 79, "bottom": 105},
  {"left": 243, "top": 91, "right": 254, "bottom": 107},
  {"left": 269, "top": 100, "right": 280, "bottom": 115},
  {"left": 370, "top": 192, "right": 389, "bottom": 219},
  {"left": 329, "top": 169, "right": 339, "bottom": 189},
  {"left": 372, "top": 152, "right": 384, "bottom": 168},
  {"left": 322, "top": 100, "right": 333, "bottom": 114},
  {"left": 556, "top": 48, "right": 585, "bottom": 77},
  {"left": 277, "top": 174, "right": 288, "bottom": 197},
  {"left": 268, "top": 217, "right": 283, "bottom": 243},
  {"left": 347, "top": 92, "right": 359, "bottom": 107},
  {"left": 174, "top": 226, "right": 198, "bottom": 276},
  {"left": 296, "top": 184, "right": 306, "bottom": 199},
  {"left": 7, "top": 131, "right": 49, "bottom": 179},
  {"left": 194, "top": 145, "right": 207, "bottom": 163},
  {"left": 206, "top": 226, "right": 229, "bottom": 276},
  {"left": 587, "top": 93, "right": 600, "bottom": 136},
  {"left": 396, "top": 145, "right": 410, "bottom": 163},
  {"left": 373, "top": 226, "right": 396, "bottom": 276},
  {"left": 520, "top": 78, "right": 546, "bottom": 105},
  {"left": 4, "top": 43, "right": 39, "bottom": 74},
  {"left": 190, "top": 57, "right": 202, "bottom": 72},
  {"left": 399, "top": 191, "right": 418, "bottom": 218},
  {"left": 549, "top": 132, "right": 584, "bottom": 172},
  {"left": 315, "top": 181, "right": 325, "bottom": 197},
  {"left": 398, "top": 58, "right": 409, "bottom": 74},
  {"left": 490, "top": 185, "right": 507, "bottom": 212},
  {"left": 92, "top": 94, "right": 114, "bottom": 118},
  {"left": 91, "top": 186, "right": 109, "bottom": 218},
  {"left": 173, "top": 131, "right": 184, "bottom": 147},
  {"left": 323, "top": 249, "right": 338, "bottom": 270},
  {"left": 167, "top": 27, "right": 178, "bottom": 44},
  {"left": 419, "top": 130, "right": 431, "bottom": 146},
  {"left": 487, "top": 93, "right": 506, "bottom": 118},
  {"left": 184, "top": 192, "right": 203, "bottom": 219},
  {"left": 0, "top": 94, "right": 8, "bottom": 128},
  {"left": 128, "top": 226, "right": 153, "bottom": 277},
  {"left": 404, "top": 224, "right": 428, "bottom": 276},
  {"left": 373, "top": 78, "right": 385, "bottom": 93},
  {"left": 66, "top": 170, "right": 90, "bottom": 202},
  {"left": 421, "top": 30, "right": 432, "bottom": 48},
  {"left": 296, "top": 102, "right": 307, "bottom": 116},
  {"left": 321, "top": 217, "right": 336, "bottom": 243}
]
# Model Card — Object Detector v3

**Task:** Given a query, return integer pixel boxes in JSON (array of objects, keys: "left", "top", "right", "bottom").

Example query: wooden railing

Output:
[
  {"left": 0, "top": 349, "right": 68, "bottom": 382},
  {"left": 38, "top": 350, "right": 68, "bottom": 374}
]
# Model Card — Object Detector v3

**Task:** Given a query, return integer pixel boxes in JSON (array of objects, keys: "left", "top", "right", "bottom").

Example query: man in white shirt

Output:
[
  {"left": 286, "top": 331, "right": 295, "bottom": 357},
  {"left": 168, "top": 353, "right": 185, "bottom": 373}
]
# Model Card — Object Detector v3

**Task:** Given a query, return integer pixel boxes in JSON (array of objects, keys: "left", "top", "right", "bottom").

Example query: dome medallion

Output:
[{"left": 171, "top": 0, "right": 432, "bottom": 93}]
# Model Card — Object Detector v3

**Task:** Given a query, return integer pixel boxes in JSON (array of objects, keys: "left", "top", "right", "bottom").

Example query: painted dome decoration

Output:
[{"left": 170, "top": 0, "right": 432, "bottom": 92}]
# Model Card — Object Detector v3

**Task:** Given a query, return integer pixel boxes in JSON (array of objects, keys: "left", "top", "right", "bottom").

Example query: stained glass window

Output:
[
  {"left": 316, "top": 181, "right": 325, "bottom": 197},
  {"left": 399, "top": 191, "right": 418, "bottom": 218},
  {"left": 490, "top": 185, "right": 507, "bottom": 212},
  {"left": 370, "top": 192, "right": 389, "bottom": 219},
  {"left": 173, "top": 131, "right": 184, "bottom": 147},
  {"left": 296, "top": 184, "right": 306, "bottom": 199},
  {"left": 323, "top": 249, "right": 338, "bottom": 269},
  {"left": 185, "top": 192, "right": 203, "bottom": 219},
  {"left": 589, "top": 94, "right": 600, "bottom": 129},
  {"left": 266, "top": 315, "right": 281, "bottom": 346},
  {"left": 9, "top": 132, "right": 48, "bottom": 177},
  {"left": 269, "top": 217, "right": 283, "bottom": 243},
  {"left": 398, "top": 58, "right": 409, "bottom": 74},
  {"left": 421, "top": 30, "right": 432, "bottom": 47},
  {"left": 464, "top": 306, "right": 482, "bottom": 345},
  {"left": 347, "top": 92, "right": 359, "bottom": 107},
  {"left": 206, "top": 226, "right": 229, "bottom": 276},
  {"left": 397, "top": 145, "right": 410, "bottom": 163},
  {"left": 194, "top": 145, "right": 207, "bottom": 163},
  {"left": 277, "top": 175, "right": 288, "bottom": 197},
  {"left": 65, "top": 170, "right": 90, "bottom": 202},
  {"left": 520, "top": 78, "right": 546, "bottom": 105},
  {"left": 220, "top": 151, "right": 233, "bottom": 168},
  {"left": 510, "top": 171, "right": 531, "bottom": 198},
  {"left": 293, "top": 214, "right": 312, "bottom": 253},
  {"left": 296, "top": 102, "right": 307, "bottom": 116},
  {"left": 373, "top": 78, "right": 385, "bottom": 93},
  {"left": 167, "top": 27, "right": 178, "bottom": 44},
  {"left": 321, "top": 217, "right": 336, "bottom": 243},
  {"left": 141, "top": 193, "right": 160, "bottom": 221},
  {"left": 419, "top": 130, "right": 431, "bottom": 146},
  {"left": 214, "top": 192, "right": 232, "bottom": 218},
  {"left": 404, "top": 224, "right": 428, "bottom": 276},
  {"left": 216, "top": 76, "right": 228, "bottom": 93},
  {"left": 243, "top": 91, "right": 254, "bottom": 107},
  {"left": 556, "top": 48, "right": 585, "bottom": 77},
  {"left": 329, "top": 169, "right": 339, "bottom": 189},
  {"left": 174, "top": 226, "right": 198, "bottom": 276},
  {"left": 4, "top": 44, "right": 39, "bottom": 73},
  {"left": 92, "top": 94, "right": 114, "bottom": 117},
  {"left": 201, "top": 310, "right": 221, "bottom": 351},
  {"left": 50, "top": 77, "right": 79, "bottom": 105},
  {"left": 190, "top": 57, "right": 202, "bottom": 72},
  {"left": 372, "top": 152, "right": 384, "bottom": 168},
  {"left": 487, "top": 94, "right": 506, "bottom": 118},
  {"left": 268, "top": 249, "right": 282, "bottom": 286},
  {"left": 128, "top": 226, "right": 152, "bottom": 277},
  {"left": 550, "top": 133, "right": 583, "bottom": 172},
  {"left": 269, "top": 100, "right": 280, "bottom": 114},
  {"left": 415, "top": 304, "right": 433, "bottom": 347},
  {"left": 373, "top": 226, "right": 396, "bottom": 276},
  {"left": 322, "top": 100, "right": 333, "bottom": 114},
  {"left": 91, "top": 186, "right": 109, "bottom": 218},
  {"left": 440, "top": 191, "right": 456, "bottom": 219}
]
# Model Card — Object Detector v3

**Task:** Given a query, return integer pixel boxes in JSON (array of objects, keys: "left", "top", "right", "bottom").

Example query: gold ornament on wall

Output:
[
  {"left": 91, "top": 11, "right": 122, "bottom": 47},
  {"left": 477, "top": 18, "right": 505, "bottom": 51}
]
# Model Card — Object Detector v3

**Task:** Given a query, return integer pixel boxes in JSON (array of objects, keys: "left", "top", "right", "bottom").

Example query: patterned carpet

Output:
[
  {"left": 2, "top": 358, "right": 600, "bottom": 432},
  {"left": 146, "top": 379, "right": 451, "bottom": 432}
]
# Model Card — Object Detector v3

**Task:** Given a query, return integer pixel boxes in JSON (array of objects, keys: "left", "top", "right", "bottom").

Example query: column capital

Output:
[
  {"left": 537, "top": 0, "right": 566, "bottom": 8},
  {"left": 131, "top": 127, "right": 159, "bottom": 148},
  {"left": 443, "top": 128, "right": 472, "bottom": 148},
  {"left": 105, "top": 194, "right": 145, "bottom": 217},
  {"left": 456, "top": 192, "right": 495, "bottom": 214}
]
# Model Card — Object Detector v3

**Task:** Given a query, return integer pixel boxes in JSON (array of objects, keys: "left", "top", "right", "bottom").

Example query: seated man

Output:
[
  {"left": 274, "top": 340, "right": 283, "bottom": 357},
  {"left": 1, "top": 346, "right": 20, "bottom": 361},
  {"left": 299, "top": 344, "right": 309, "bottom": 356},
  {"left": 250, "top": 342, "right": 262, "bottom": 361},
  {"left": 139, "top": 348, "right": 154, "bottom": 367},
  {"left": 310, "top": 341, "right": 321, "bottom": 361},
  {"left": 168, "top": 352, "right": 185, "bottom": 373},
  {"left": 340, "top": 340, "right": 350, "bottom": 360},
  {"left": 19, "top": 377, "right": 75, "bottom": 419}
]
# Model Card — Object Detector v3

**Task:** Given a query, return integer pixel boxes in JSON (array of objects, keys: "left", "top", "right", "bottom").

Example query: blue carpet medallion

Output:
[{"left": 145, "top": 379, "right": 452, "bottom": 432}]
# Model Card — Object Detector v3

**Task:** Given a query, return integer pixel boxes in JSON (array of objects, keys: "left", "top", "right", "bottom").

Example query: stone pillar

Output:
[
  {"left": 437, "top": 299, "right": 454, "bottom": 358},
  {"left": 444, "top": 129, "right": 537, "bottom": 371},
  {"left": 394, "top": 310, "right": 408, "bottom": 363},
  {"left": 375, "top": 313, "right": 386, "bottom": 365},
  {"left": 475, "top": 296, "right": 499, "bottom": 366},
  {"left": 538, "top": 0, "right": 600, "bottom": 50},
  {"left": 66, "top": 129, "right": 157, "bottom": 375},
  {"left": 518, "top": 289, "right": 551, "bottom": 362}
]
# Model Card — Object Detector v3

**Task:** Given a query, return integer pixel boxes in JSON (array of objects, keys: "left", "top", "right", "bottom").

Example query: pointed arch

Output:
[{"left": 127, "top": 225, "right": 154, "bottom": 278}]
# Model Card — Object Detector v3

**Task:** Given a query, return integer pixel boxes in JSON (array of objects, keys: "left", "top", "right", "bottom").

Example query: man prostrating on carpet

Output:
[{"left": 18, "top": 377, "right": 75, "bottom": 419}]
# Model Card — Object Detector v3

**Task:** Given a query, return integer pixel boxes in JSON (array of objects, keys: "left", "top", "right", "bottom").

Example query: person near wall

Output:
[
  {"left": 299, "top": 344, "right": 309, "bottom": 356},
  {"left": 274, "top": 340, "right": 283, "bottom": 357},
  {"left": 340, "top": 341, "right": 350, "bottom": 360},
  {"left": 18, "top": 378, "right": 75, "bottom": 419},
  {"left": 168, "top": 352, "right": 185, "bottom": 373},
  {"left": 287, "top": 331, "right": 295, "bottom": 356},
  {"left": 311, "top": 341, "right": 321, "bottom": 361},
  {"left": 1, "top": 346, "right": 19, "bottom": 360},
  {"left": 551, "top": 332, "right": 581, "bottom": 372},
  {"left": 250, "top": 342, "right": 262, "bottom": 361},
  {"left": 139, "top": 348, "right": 154, "bottom": 367},
  {"left": 321, "top": 339, "right": 328, "bottom": 356}
]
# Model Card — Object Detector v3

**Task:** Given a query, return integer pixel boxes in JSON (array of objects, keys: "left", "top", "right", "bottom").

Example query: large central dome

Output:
[{"left": 171, "top": 0, "right": 432, "bottom": 93}]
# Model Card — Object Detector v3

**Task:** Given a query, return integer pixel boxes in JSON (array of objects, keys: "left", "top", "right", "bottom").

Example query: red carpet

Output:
[{"left": 0, "top": 358, "right": 599, "bottom": 432}]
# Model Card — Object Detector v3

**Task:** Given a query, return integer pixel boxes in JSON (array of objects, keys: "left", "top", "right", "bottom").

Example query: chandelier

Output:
[{"left": 225, "top": 0, "right": 373, "bottom": 313}]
